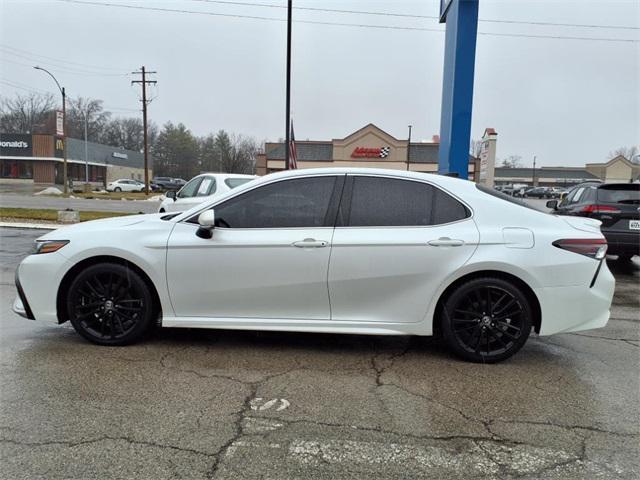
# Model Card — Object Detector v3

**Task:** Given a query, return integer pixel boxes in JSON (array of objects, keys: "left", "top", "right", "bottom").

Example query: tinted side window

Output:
[
  {"left": 214, "top": 176, "right": 337, "bottom": 228},
  {"left": 432, "top": 187, "right": 469, "bottom": 224},
  {"left": 347, "top": 177, "right": 432, "bottom": 226}
]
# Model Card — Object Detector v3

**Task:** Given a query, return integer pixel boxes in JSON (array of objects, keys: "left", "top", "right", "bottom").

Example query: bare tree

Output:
[
  {"left": 608, "top": 145, "right": 639, "bottom": 161},
  {"left": 470, "top": 139, "right": 483, "bottom": 159},
  {"left": 66, "top": 97, "right": 111, "bottom": 142},
  {"left": 500, "top": 155, "right": 523, "bottom": 168},
  {"left": 0, "top": 92, "right": 57, "bottom": 133}
]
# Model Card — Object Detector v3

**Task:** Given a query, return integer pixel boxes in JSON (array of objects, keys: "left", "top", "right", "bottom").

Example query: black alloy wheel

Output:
[
  {"left": 442, "top": 277, "right": 532, "bottom": 363},
  {"left": 67, "top": 263, "right": 155, "bottom": 346}
]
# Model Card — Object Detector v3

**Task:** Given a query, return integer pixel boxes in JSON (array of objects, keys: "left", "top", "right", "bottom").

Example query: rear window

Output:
[
  {"left": 225, "top": 178, "right": 253, "bottom": 189},
  {"left": 597, "top": 184, "right": 640, "bottom": 204},
  {"left": 476, "top": 184, "right": 542, "bottom": 211}
]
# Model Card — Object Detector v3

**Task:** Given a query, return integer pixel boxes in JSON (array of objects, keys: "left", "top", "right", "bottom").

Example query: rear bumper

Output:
[
  {"left": 535, "top": 260, "right": 615, "bottom": 335},
  {"left": 602, "top": 230, "right": 640, "bottom": 255}
]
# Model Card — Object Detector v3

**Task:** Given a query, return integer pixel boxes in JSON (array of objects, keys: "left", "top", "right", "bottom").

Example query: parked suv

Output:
[{"left": 548, "top": 183, "right": 640, "bottom": 261}]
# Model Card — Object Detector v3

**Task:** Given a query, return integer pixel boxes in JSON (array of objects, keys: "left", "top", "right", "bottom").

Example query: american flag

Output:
[{"left": 288, "top": 121, "right": 298, "bottom": 170}]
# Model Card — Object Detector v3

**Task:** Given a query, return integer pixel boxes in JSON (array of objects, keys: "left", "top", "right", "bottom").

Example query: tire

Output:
[
  {"left": 617, "top": 254, "right": 634, "bottom": 262},
  {"left": 441, "top": 277, "right": 532, "bottom": 363},
  {"left": 159, "top": 208, "right": 165, "bottom": 213},
  {"left": 114, "top": 187, "right": 122, "bottom": 192},
  {"left": 66, "top": 263, "right": 155, "bottom": 346}
]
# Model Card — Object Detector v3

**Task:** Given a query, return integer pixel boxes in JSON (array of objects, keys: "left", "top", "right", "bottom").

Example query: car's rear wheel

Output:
[
  {"left": 441, "top": 277, "right": 532, "bottom": 363},
  {"left": 67, "top": 263, "right": 155, "bottom": 346}
]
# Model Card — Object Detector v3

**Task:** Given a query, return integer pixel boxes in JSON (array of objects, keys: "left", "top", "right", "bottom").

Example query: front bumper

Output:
[{"left": 14, "top": 268, "right": 35, "bottom": 320}]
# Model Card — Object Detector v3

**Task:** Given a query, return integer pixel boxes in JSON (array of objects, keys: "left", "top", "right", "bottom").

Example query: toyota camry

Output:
[{"left": 13, "top": 168, "right": 615, "bottom": 363}]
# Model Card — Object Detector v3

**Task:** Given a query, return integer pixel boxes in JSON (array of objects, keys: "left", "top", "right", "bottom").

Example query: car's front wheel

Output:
[
  {"left": 66, "top": 263, "right": 155, "bottom": 346},
  {"left": 114, "top": 187, "right": 122, "bottom": 192},
  {"left": 441, "top": 277, "right": 532, "bottom": 363}
]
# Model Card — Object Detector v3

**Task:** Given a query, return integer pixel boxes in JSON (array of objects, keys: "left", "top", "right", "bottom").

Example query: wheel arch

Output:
[
  {"left": 432, "top": 270, "right": 542, "bottom": 336},
  {"left": 56, "top": 255, "right": 162, "bottom": 324}
]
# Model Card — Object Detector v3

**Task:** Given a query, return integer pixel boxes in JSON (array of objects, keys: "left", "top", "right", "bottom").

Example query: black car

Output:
[
  {"left": 152, "top": 177, "right": 186, "bottom": 191},
  {"left": 524, "top": 187, "right": 552, "bottom": 198},
  {"left": 547, "top": 183, "right": 640, "bottom": 261}
]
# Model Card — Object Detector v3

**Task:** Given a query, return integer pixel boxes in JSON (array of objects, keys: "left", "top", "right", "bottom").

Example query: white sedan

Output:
[
  {"left": 13, "top": 168, "right": 614, "bottom": 363},
  {"left": 106, "top": 179, "right": 145, "bottom": 192},
  {"left": 158, "top": 173, "right": 256, "bottom": 213}
]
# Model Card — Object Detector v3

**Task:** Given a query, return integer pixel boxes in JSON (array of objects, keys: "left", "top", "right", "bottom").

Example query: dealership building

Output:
[
  {"left": 0, "top": 133, "right": 151, "bottom": 188},
  {"left": 256, "top": 124, "right": 479, "bottom": 179}
]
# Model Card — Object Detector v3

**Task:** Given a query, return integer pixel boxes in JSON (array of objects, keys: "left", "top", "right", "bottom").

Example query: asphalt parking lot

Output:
[{"left": 0, "top": 227, "right": 638, "bottom": 479}]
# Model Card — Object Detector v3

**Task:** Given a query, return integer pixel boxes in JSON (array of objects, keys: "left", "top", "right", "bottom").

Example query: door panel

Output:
[
  {"left": 167, "top": 224, "right": 333, "bottom": 319},
  {"left": 328, "top": 175, "right": 479, "bottom": 324},
  {"left": 166, "top": 174, "right": 343, "bottom": 320},
  {"left": 328, "top": 221, "right": 479, "bottom": 323}
]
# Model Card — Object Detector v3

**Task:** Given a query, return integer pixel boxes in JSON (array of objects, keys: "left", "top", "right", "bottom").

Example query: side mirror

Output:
[
  {"left": 196, "top": 209, "right": 215, "bottom": 239},
  {"left": 166, "top": 190, "right": 176, "bottom": 201},
  {"left": 546, "top": 200, "right": 558, "bottom": 210}
]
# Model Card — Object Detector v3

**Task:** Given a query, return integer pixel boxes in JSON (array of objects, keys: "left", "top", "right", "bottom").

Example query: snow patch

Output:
[{"left": 34, "top": 187, "right": 63, "bottom": 196}]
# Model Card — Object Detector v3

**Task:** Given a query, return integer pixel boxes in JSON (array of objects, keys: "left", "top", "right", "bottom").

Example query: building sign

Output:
[
  {"left": 56, "top": 111, "right": 64, "bottom": 136},
  {"left": 0, "top": 134, "right": 32, "bottom": 157},
  {"left": 112, "top": 152, "right": 128, "bottom": 160},
  {"left": 351, "top": 146, "right": 390, "bottom": 159},
  {"left": 55, "top": 137, "right": 64, "bottom": 158}
]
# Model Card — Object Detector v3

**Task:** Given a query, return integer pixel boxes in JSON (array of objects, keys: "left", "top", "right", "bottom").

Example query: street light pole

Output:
[
  {"left": 84, "top": 110, "right": 89, "bottom": 185},
  {"left": 406, "top": 125, "right": 412, "bottom": 171},
  {"left": 34, "top": 66, "right": 68, "bottom": 194},
  {"left": 532, "top": 155, "right": 537, "bottom": 186}
]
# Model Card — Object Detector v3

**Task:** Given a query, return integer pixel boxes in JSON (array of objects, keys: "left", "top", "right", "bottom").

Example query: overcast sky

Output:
[{"left": 1, "top": 0, "right": 638, "bottom": 167}]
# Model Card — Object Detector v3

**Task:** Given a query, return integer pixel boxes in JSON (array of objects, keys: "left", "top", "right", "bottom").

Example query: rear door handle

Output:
[
  {"left": 428, "top": 237, "right": 464, "bottom": 247},
  {"left": 292, "top": 238, "right": 328, "bottom": 248}
]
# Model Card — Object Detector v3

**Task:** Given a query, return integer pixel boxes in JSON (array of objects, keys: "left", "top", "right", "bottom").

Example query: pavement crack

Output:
[
  {"left": 488, "top": 418, "right": 639, "bottom": 438},
  {"left": 0, "top": 436, "right": 216, "bottom": 457}
]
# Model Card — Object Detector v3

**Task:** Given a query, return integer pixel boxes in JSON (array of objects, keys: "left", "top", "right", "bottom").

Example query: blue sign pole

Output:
[{"left": 438, "top": 0, "right": 479, "bottom": 179}]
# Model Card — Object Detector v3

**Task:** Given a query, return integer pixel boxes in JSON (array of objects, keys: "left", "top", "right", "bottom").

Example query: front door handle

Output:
[
  {"left": 428, "top": 237, "right": 464, "bottom": 247},
  {"left": 292, "top": 238, "right": 328, "bottom": 248}
]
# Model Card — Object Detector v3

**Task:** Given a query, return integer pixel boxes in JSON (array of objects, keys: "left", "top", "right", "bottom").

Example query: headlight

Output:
[{"left": 33, "top": 240, "right": 69, "bottom": 254}]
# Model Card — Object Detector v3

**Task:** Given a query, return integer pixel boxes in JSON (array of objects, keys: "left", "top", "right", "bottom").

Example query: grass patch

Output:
[{"left": 0, "top": 207, "right": 133, "bottom": 223}]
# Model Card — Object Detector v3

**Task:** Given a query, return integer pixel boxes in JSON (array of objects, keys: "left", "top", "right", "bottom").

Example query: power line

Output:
[
  {"left": 187, "top": 0, "right": 640, "bottom": 31},
  {"left": 0, "top": 44, "right": 126, "bottom": 72},
  {"left": 0, "top": 46, "right": 128, "bottom": 77},
  {"left": 52, "top": 0, "right": 639, "bottom": 43},
  {"left": 1, "top": 55, "right": 130, "bottom": 77}
]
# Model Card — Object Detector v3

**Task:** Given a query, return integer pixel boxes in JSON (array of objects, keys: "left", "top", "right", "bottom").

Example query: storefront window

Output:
[{"left": 0, "top": 160, "right": 33, "bottom": 179}]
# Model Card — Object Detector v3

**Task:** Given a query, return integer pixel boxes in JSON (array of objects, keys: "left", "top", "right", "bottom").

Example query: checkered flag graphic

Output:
[{"left": 379, "top": 147, "right": 390, "bottom": 158}]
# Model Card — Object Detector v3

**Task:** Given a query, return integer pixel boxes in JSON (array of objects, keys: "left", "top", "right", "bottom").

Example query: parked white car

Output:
[
  {"left": 158, "top": 173, "right": 256, "bottom": 213},
  {"left": 106, "top": 179, "right": 145, "bottom": 193},
  {"left": 13, "top": 168, "right": 614, "bottom": 363}
]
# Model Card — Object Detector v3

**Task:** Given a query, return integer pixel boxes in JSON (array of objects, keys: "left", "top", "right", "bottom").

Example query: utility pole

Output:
[
  {"left": 406, "top": 125, "right": 412, "bottom": 171},
  {"left": 284, "top": 0, "right": 292, "bottom": 170},
  {"left": 131, "top": 66, "right": 157, "bottom": 195}
]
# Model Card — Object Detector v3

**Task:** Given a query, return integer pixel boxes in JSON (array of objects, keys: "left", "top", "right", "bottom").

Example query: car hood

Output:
[{"left": 38, "top": 213, "right": 169, "bottom": 241}]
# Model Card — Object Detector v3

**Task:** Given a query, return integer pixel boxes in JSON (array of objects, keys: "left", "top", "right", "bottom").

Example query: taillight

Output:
[
  {"left": 581, "top": 205, "right": 621, "bottom": 214},
  {"left": 553, "top": 238, "right": 607, "bottom": 260}
]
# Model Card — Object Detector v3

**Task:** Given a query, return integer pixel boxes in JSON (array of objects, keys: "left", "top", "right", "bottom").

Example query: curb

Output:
[{"left": 0, "top": 222, "right": 58, "bottom": 230}]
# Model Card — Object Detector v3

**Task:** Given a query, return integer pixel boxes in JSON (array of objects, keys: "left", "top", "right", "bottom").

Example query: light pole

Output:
[
  {"left": 34, "top": 66, "right": 68, "bottom": 193},
  {"left": 81, "top": 108, "right": 89, "bottom": 186},
  {"left": 532, "top": 155, "right": 537, "bottom": 186},
  {"left": 406, "top": 125, "right": 412, "bottom": 171}
]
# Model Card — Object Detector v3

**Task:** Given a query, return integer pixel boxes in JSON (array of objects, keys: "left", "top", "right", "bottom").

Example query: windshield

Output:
[
  {"left": 225, "top": 178, "right": 254, "bottom": 189},
  {"left": 597, "top": 184, "right": 640, "bottom": 204}
]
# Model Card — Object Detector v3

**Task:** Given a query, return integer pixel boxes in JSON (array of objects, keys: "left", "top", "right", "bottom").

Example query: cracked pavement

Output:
[{"left": 0, "top": 227, "right": 638, "bottom": 479}]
